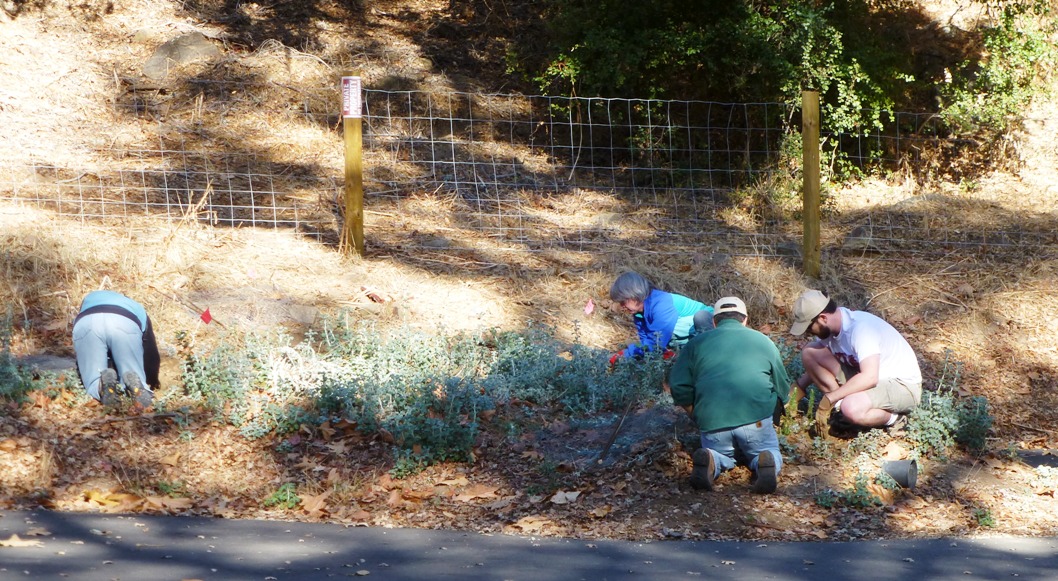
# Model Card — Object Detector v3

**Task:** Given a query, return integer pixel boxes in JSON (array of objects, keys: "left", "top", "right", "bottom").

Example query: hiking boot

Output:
[
  {"left": 122, "top": 371, "right": 153, "bottom": 409},
  {"left": 690, "top": 448, "right": 716, "bottom": 491},
  {"left": 752, "top": 450, "right": 778, "bottom": 494},
  {"left": 99, "top": 368, "right": 121, "bottom": 406},
  {"left": 886, "top": 413, "right": 909, "bottom": 437}
]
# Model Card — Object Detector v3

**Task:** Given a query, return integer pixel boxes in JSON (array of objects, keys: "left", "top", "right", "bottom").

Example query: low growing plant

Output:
[
  {"left": 0, "top": 316, "right": 34, "bottom": 402},
  {"left": 908, "top": 351, "right": 994, "bottom": 457},
  {"left": 838, "top": 474, "right": 883, "bottom": 509},
  {"left": 175, "top": 315, "right": 676, "bottom": 474},
  {"left": 263, "top": 482, "right": 300, "bottom": 509},
  {"left": 971, "top": 506, "right": 996, "bottom": 528},
  {"left": 955, "top": 396, "right": 993, "bottom": 454}
]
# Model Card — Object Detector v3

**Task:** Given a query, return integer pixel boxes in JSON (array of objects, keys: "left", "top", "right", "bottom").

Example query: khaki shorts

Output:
[{"left": 837, "top": 363, "right": 921, "bottom": 414}]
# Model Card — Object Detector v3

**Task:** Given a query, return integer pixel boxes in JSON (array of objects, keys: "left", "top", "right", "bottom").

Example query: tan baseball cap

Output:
[
  {"left": 790, "top": 289, "right": 829, "bottom": 335},
  {"left": 713, "top": 296, "right": 747, "bottom": 317}
]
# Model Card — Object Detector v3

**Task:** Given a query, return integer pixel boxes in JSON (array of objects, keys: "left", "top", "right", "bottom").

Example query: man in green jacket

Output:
[{"left": 668, "top": 296, "right": 791, "bottom": 494}]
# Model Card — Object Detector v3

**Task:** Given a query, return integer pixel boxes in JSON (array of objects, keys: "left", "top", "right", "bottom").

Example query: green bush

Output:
[{"left": 940, "top": 6, "right": 1056, "bottom": 134}]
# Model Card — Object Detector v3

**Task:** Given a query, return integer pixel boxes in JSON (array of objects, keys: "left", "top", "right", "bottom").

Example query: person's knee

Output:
[
  {"left": 693, "top": 310, "right": 714, "bottom": 332},
  {"left": 800, "top": 345, "right": 825, "bottom": 370},
  {"left": 803, "top": 344, "right": 841, "bottom": 373},
  {"left": 836, "top": 395, "right": 871, "bottom": 423}
]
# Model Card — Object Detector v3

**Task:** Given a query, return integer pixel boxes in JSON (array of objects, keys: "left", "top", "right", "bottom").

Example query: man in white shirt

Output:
[{"left": 789, "top": 290, "right": 922, "bottom": 435}]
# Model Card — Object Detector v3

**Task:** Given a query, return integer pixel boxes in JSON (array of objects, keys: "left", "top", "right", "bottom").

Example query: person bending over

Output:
[
  {"left": 608, "top": 271, "right": 713, "bottom": 365},
  {"left": 73, "top": 289, "right": 159, "bottom": 407},
  {"left": 789, "top": 289, "right": 921, "bottom": 436}
]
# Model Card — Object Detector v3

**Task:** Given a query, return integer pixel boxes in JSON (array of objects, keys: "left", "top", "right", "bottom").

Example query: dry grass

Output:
[{"left": 1, "top": 0, "right": 1058, "bottom": 541}]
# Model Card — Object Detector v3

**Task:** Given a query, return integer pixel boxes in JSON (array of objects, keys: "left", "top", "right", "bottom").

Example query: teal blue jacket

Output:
[
  {"left": 625, "top": 289, "right": 712, "bottom": 358},
  {"left": 668, "top": 318, "right": 790, "bottom": 432}
]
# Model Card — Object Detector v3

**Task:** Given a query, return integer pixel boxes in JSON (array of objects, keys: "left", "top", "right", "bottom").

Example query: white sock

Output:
[{"left": 885, "top": 413, "right": 899, "bottom": 426}]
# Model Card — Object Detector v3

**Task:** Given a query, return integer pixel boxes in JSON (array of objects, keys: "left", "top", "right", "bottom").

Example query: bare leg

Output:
[
  {"left": 837, "top": 393, "right": 894, "bottom": 427},
  {"left": 800, "top": 344, "right": 842, "bottom": 395}
]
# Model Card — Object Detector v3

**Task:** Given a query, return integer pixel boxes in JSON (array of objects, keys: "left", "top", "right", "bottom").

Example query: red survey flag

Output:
[
  {"left": 200, "top": 308, "right": 213, "bottom": 324},
  {"left": 584, "top": 297, "right": 595, "bottom": 316}
]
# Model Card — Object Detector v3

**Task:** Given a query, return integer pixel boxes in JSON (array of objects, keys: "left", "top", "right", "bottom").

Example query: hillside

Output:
[{"left": 1, "top": 0, "right": 1058, "bottom": 542}]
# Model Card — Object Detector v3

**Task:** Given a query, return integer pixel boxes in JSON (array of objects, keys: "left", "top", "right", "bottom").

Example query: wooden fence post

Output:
[
  {"left": 802, "top": 90, "right": 821, "bottom": 279},
  {"left": 340, "top": 74, "right": 365, "bottom": 257}
]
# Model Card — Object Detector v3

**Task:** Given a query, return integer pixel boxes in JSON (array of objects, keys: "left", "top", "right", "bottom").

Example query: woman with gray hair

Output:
[{"left": 608, "top": 271, "right": 713, "bottom": 366}]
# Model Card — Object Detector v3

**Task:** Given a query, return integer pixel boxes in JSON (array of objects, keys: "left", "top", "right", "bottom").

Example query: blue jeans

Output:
[
  {"left": 699, "top": 416, "right": 782, "bottom": 479},
  {"left": 72, "top": 312, "right": 146, "bottom": 401}
]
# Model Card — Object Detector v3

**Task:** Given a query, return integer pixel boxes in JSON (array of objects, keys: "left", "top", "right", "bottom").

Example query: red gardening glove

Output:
[
  {"left": 609, "top": 350, "right": 624, "bottom": 368},
  {"left": 662, "top": 349, "right": 676, "bottom": 360}
]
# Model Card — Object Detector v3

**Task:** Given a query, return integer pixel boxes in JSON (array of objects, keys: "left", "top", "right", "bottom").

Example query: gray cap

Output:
[{"left": 790, "top": 289, "right": 829, "bottom": 335}]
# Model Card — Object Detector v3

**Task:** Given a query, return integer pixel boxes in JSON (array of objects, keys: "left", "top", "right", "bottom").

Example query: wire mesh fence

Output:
[{"left": 1, "top": 80, "right": 1055, "bottom": 261}]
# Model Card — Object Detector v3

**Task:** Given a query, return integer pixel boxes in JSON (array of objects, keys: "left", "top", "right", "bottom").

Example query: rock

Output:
[
  {"left": 143, "top": 32, "right": 221, "bottom": 81},
  {"left": 16, "top": 354, "right": 76, "bottom": 373}
]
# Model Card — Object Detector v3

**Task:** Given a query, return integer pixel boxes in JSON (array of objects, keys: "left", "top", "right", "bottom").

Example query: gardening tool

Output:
[{"left": 595, "top": 396, "right": 636, "bottom": 465}]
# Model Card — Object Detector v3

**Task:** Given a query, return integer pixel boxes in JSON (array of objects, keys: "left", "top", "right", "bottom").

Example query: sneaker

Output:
[
  {"left": 122, "top": 371, "right": 154, "bottom": 409},
  {"left": 752, "top": 450, "right": 778, "bottom": 494},
  {"left": 690, "top": 448, "right": 716, "bottom": 491},
  {"left": 99, "top": 368, "right": 121, "bottom": 406},
  {"left": 886, "top": 413, "right": 909, "bottom": 437}
]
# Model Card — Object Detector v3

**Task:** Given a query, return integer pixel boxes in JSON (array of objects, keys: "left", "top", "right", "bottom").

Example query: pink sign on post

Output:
[{"left": 341, "top": 76, "right": 362, "bottom": 119}]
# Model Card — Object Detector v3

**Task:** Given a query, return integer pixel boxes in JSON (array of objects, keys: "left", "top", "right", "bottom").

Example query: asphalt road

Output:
[{"left": 1, "top": 509, "right": 1056, "bottom": 581}]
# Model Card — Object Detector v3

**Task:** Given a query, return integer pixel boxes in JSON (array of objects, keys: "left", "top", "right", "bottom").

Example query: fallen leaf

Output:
[
  {"left": 883, "top": 441, "right": 909, "bottom": 461},
  {"left": 0, "top": 439, "right": 17, "bottom": 452},
  {"left": 145, "top": 496, "right": 193, "bottom": 511},
  {"left": 923, "top": 341, "right": 947, "bottom": 354},
  {"left": 24, "top": 528, "right": 51, "bottom": 537},
  {"left": 521, "top": 450, "right": 544, "bottom": 460},
  {"left": 508, "top": 515, "right": 550, "bottom": 533},
  {"left": 319, "top": 421, "right": 336, "bottom": 441},
  {"left": 549, "top": 490, "right": 581, "bottom": 505},
  {"left": 0, "top": 534, "right": 43, "bottom": 548},
  {"left": 159, "top": 452, "right": 181, "bottom": 467},
  {"left": 439, "top": 476, "right": 470, "bottom": 487},
  {"left": 377, "top": 474, "right": 397, "bottom": 490},
  {"left": 484, "top": 497, "right": 514, "bottom": 511},
  {"left": 794, "top": 465, "right": 821, "bottom": 477},
  {"left": 903, "top": 494, "right": 928, "bottom": 509},
  {"left": 346, "top": 509, "right": 372, "bottom": 521},
  {"left": 402, "top": 488, "right": 435, "bottom": 501},
  {"left": 300, "top": 490, "right": 332, "bottom": 515},
  {"left": 454, "top": 484, "right": 499, "bottom": 502},
  {"left": 866, "top": 483, "right": 895, "bottom": 505},
  {"left": 590, "top": 505, "right": 612, "bottom": 518}
]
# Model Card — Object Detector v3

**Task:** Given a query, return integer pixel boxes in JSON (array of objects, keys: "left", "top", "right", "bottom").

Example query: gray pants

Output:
[{"left": 72, "top": 313, "right": 146, "bottom": 401}]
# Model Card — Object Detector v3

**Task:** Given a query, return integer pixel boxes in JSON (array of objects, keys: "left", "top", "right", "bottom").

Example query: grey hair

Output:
[{"left": 609, "top": 271, "right": 653, "bottom": 302}]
